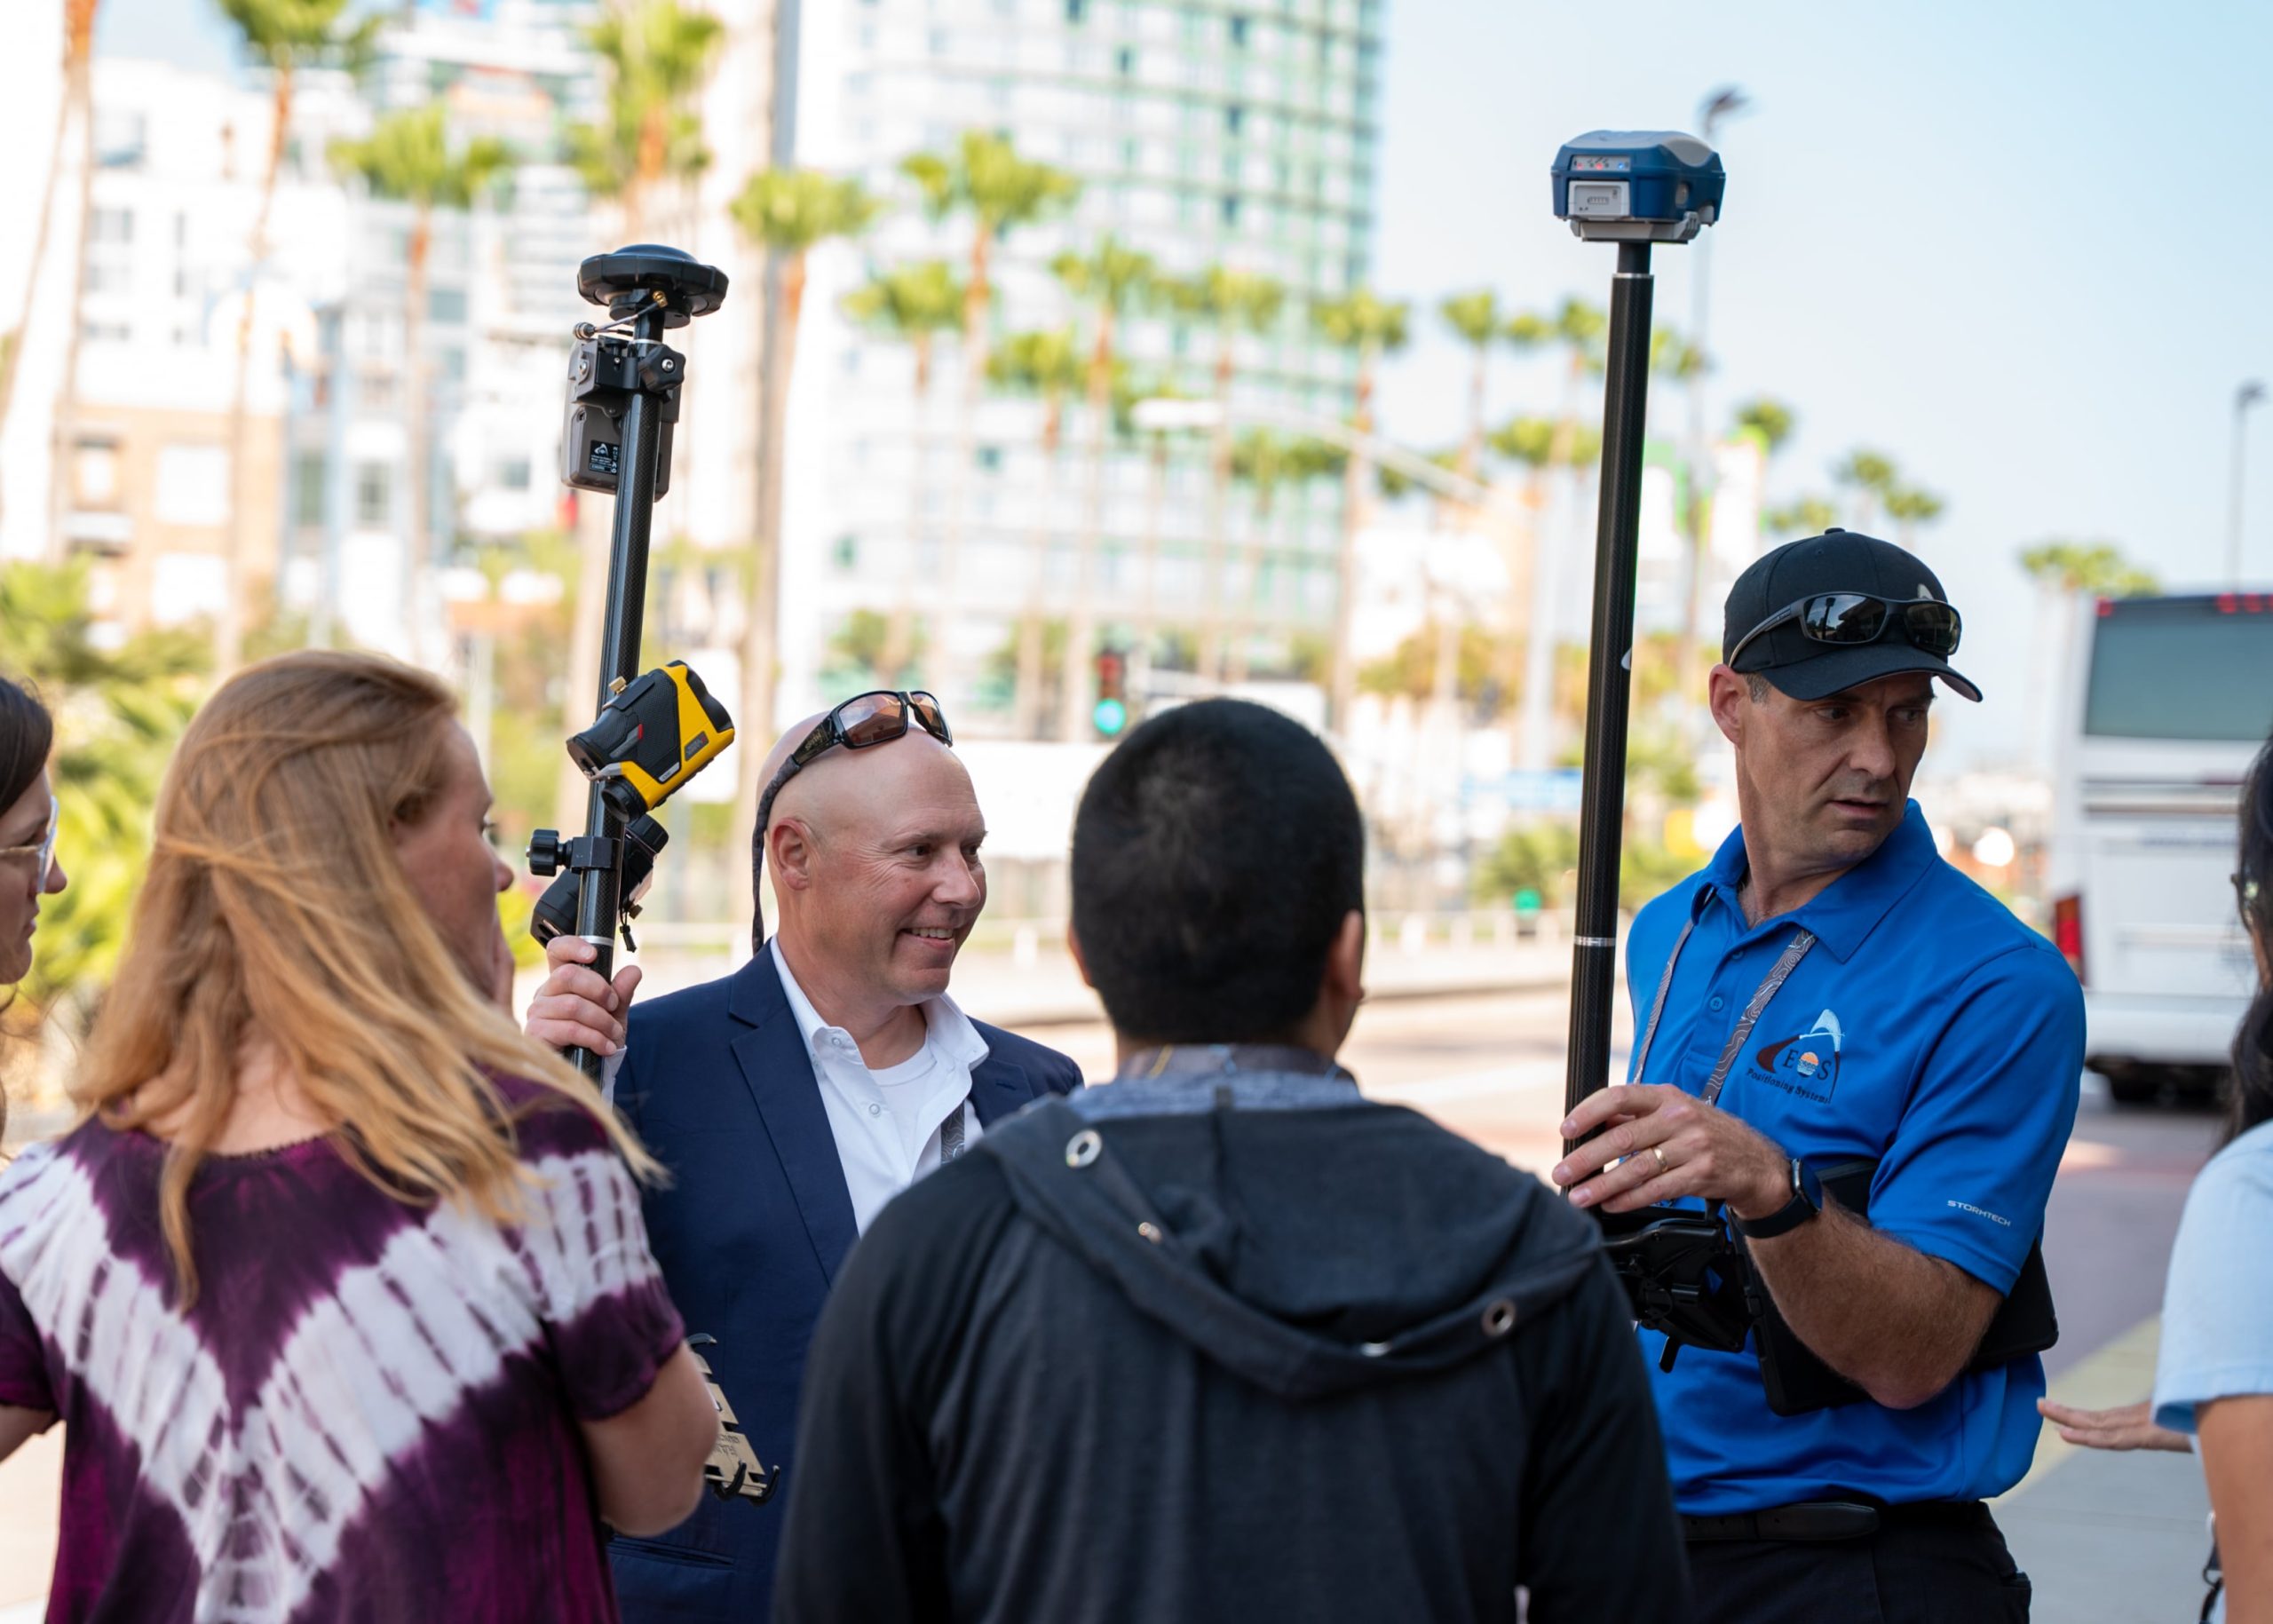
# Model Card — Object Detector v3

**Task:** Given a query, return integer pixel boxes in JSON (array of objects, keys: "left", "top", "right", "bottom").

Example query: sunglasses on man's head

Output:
[
  {"left": 0, "top": 795, "right": 59, "bottom": 877},
  {"left": 755, "top": 691, "right": 953, "bottom": 857},
  {"left": 1728, "top": 591, "right": 1963, "bottom": 670}
]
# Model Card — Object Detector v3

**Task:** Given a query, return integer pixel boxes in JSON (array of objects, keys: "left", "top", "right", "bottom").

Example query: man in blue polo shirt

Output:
[{"left": 1556, "top": 529, "right": 2082, "bottom": 1623}]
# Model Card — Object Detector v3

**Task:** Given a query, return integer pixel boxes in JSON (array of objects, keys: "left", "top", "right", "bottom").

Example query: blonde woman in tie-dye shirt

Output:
[{"left": 0, "top": 652, "right": 718, "bottom": 1623}]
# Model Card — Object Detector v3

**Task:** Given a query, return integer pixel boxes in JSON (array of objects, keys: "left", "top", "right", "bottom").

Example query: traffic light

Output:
[{"left": 1092, "top": 646, "right": 1129, "bottom": 737}]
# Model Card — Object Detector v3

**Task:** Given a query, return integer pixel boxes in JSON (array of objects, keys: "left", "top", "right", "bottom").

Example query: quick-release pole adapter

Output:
[
  {"left": 1551, "top": 133, "right": 1726, "bottom": 1132},
  {"left": 526, "top": 245, "right": 733, "bottom": 1084}
]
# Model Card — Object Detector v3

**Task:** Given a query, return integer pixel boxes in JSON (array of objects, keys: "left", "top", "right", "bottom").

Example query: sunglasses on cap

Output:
[
  {"left": 0, "top": 794, "right": 59, "bottom": 878},
  {"left": 756, "top": 690, "right": 953, "bottom": 855},
  {"left": 1728, "top": 591, "right": 1964, "bottom": 671}
]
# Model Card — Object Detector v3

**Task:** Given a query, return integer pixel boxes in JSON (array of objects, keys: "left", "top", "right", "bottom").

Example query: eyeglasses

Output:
[
  {"left": 755, "top": 691, "right": 953, "bottom": 860},
  {"left": 0, "top": 795, "right": 59, "bottom": 878},
  {"left": 1728, "top": 592, "right": 1964, "bottom": 670}
]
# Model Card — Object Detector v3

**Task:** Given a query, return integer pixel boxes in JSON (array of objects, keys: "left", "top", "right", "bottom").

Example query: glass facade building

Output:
[{"left": 778, "top": 0, "right": 1387, "bottom": 733}]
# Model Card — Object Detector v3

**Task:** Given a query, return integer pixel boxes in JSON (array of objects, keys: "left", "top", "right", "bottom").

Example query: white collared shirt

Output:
[{"left": 770, "top": 939, "right": 991, "bottom": 1233}]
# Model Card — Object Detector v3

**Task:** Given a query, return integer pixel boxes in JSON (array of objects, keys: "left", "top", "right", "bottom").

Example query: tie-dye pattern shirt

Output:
[{"left": 0, "top": 1080, "right": 685, "bottom": 1623}]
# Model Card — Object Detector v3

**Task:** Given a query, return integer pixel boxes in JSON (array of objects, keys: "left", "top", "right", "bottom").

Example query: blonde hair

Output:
[{"left": 79, "top": 650, "right": 656, "bottom": 1303}]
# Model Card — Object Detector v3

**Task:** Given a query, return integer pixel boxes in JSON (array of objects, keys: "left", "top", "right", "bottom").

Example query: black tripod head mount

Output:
[{"left": 578, "top": 244, "right": 730, "bottom": 329}]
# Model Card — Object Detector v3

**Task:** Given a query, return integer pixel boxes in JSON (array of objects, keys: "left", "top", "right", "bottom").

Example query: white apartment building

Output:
[{"left": 0, "top": 54, "right": 353, "bottom": 637}]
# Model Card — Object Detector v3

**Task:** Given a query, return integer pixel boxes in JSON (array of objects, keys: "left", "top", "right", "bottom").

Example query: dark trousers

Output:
[{"left": 1684, "top": 1503, "right": 2031, "bottom": 1624}]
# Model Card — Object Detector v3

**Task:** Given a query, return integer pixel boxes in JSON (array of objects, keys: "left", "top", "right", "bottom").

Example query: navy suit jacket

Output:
[{"left": 606, "top": 944, "right": 1084, "bottom": 1624}]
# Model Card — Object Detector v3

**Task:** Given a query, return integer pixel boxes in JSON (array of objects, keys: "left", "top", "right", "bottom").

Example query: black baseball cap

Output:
[{"left": 1723, "top": 529, "right": 1982, "bottom": 702}]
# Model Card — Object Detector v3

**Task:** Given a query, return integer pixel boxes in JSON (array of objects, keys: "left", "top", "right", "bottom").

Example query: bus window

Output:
[{"left": 2084, "top": 597, "right": 2273, "bottom": 742}]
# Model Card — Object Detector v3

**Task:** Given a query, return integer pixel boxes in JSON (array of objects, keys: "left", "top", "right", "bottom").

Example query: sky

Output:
[
  {"left": 1371, "top": 0, "right": 2273, "bottom": 768},
  {"left": 97, "top": 0, "right": 2273, "bottom": 770}
]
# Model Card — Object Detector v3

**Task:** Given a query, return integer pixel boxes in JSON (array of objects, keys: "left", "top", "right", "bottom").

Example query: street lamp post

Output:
[{"left": 2233, "top": 380, "right": 2266, "bottom": 585}]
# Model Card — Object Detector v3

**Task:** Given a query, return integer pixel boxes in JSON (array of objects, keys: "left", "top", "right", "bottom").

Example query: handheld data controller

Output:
[{"left": 1552, "top": 131, "right": 1726, "bottom": 242}]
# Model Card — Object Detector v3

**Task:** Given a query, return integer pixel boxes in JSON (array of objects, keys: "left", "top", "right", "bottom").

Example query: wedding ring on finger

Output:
[{"left": 1650, "top": 1145, "right": 1667, "bottom": 1173}]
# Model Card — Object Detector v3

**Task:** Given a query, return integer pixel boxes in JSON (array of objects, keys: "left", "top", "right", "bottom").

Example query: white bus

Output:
[{"left": 2047, "top": 592, "right": 2272, "bottom": 1105}]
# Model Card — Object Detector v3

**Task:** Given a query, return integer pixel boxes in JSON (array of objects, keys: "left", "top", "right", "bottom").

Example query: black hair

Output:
[
  {"left": 0, "top": 677, "right": 51, "bottom": 821},
  {"left": 1071, "top": 698, "right": 1364, "bottom": 1044},
  {"left": 0, "top": 674, "right": 52, "bottom": 1143},
  {"left": 2226, "top": 733, "right": 2273, "bottom": 1142}
]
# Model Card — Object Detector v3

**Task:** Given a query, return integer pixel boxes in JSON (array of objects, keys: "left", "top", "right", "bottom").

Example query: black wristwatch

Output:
[{"left": 1734, "top": 1157, "right": 1822, "bottom": 1240}]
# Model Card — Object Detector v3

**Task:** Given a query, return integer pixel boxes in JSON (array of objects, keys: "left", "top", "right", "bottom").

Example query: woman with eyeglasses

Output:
[
  {"left": 2046, "top": 731, "right": 2273, "bottom": 1620},
  {"left": 0, "top": 651, "right": 717, "bottom": 1621},
  {"left": 0, "top": 677, "right": 68, "bottom": 1137}
]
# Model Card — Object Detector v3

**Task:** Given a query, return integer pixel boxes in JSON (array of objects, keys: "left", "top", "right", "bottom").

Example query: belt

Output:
[{"left": 1680, "top": 1500, "right": 1989, "bottom": 1544}]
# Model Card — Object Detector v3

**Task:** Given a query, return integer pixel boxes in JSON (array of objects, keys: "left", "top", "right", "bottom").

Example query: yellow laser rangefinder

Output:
[{"left": 566, "top": 661, "right": 736, "bottom": 815}]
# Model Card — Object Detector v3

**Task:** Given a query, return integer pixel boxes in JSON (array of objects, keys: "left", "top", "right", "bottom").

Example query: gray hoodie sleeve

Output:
[{"left": 1514, "top": 1254, "right": 1696, "bottom": 1623}]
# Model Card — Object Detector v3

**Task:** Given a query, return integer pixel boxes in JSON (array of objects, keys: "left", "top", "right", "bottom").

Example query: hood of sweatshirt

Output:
[{"left": 978, "top": 1092, "right": 1603, "bottom": 1401}]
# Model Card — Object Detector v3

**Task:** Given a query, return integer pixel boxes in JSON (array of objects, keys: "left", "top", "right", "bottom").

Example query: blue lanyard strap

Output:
[{"left": 1630, "top": 915, "right": 1818, "bottom": 1107}]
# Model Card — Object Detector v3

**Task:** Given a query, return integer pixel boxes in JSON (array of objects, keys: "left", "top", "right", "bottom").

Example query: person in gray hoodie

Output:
[{"left": 772, "top": 698, "right": 1692, "bottom": 1624}]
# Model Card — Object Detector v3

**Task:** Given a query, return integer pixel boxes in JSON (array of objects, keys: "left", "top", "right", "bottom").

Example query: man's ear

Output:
[
  {"left": 1065, "top": 921, "right": 1096, "bottom": 990},
  {"left": 1707, "top": 663, "right": 1751, "bottom": 747},
  {"left": 769, "top": 818, "right": 816, "bottom": 892},
  {"left": 1324, "top": 909, "right": 1366, "bottom": 1010}
]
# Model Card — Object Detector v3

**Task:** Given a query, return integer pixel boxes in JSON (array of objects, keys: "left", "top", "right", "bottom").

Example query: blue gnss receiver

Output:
[{"left": 1551, "top": 131, "right": 1726, "bottom": 242}]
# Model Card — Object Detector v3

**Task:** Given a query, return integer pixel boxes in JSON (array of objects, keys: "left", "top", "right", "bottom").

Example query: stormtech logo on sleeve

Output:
[{"left": 1752, "top": 1010, "right": 1844, "bottom": 1103}]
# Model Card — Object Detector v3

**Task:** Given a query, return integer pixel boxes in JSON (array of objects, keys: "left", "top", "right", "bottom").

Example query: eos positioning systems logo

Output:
[{"left": 1754, "top": 1010, "right": 1845, "bottom": 1103}]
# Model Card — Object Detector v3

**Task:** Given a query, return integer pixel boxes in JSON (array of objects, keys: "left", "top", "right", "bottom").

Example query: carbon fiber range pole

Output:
[
  {"left": 1563, "top": 240, "right": 1657, "bottom": 1137},
  {"left": 566, "top": 298, "right": 669, "bottom": 1082}
]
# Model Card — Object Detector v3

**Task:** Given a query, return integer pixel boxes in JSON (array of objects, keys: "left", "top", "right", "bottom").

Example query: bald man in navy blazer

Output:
[{"left": 527, "top": 698, "right": 1083, "bottom": 1622}]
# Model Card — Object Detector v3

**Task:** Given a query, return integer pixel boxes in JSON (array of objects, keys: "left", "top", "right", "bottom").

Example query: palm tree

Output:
[
  {"left": 2017, "top": 539, "right": 2158, "bottom": 600},
  {"left": 214, "top": 0, "right": 379, "bottom": 674},
  {"left": 0, "top": 0, "right": 99, "bottom": 549},
  {"left": 1546, "top": 296, "right": 1607, "bottom": 457},
  {"left": 1168, "top": 265, "right": 1285, "bottom": 681},
  {"left": 566, "top": 0, "right": 725, "bottom": 243},
  {"left": 328, "top": 107, "right": 513, "bottom": 661},
  {"left": 1224, "top": 432, "right": 1346, "bottom": 682},
  {"left": 1223, "top": 427, "right": 1289, "bottom": 676},
  {"left": 1883, "top": 484, "right": 1946, "bottom": 551},
  {"left": 2017, "top": 539, "right": 2159, "bottom": 769},
  {"left": 1733, "top": 396, "right": 1796, "bottom": 456},
  {"left": 1510, "top": 416, "right": 1601, "bottom": 772},
  {"left": 1049, "top": 235, "right": 1155, "bottom": 740},
  {"left": 552, "top": 0, "right": 722, "bottom": 836},
  {"left": 986, "top": 329, "right": 1084, "bottom": 738},
  {"left": 1311, "top": 287, "right": 1410, "bottom": 733},
  {"left": 726, "top": 168, "right": 879, "bottom": 867},
  {"left": 1129, "top": 375, "right": 1191, "bottom": 638},
  {"left": 1505, "top": 296, "right": 1608, "bottom": 765},
  {"left": 1438, "top": 289, "right": 1501, "bottom": 481},
  {"left": 1650, "top": 327, "right": 1706, "bottom": 387},
  {"left": 843, "top": 258, "right": 966, "bottom": 679},
  {"left": 0, "top": 559, "right": 205, "bottom": 1020},
  {"left": 1646, "top": 327, "right": 1714, "bottom": 720},
  {"left": 1504, "top": 309, "right": 1553, "bottom": 361},
  {"left": 1832, "top": 448, "right": 1898, "bottom": 532},
  {"left": 1763, "top": 495, "right": 1839, "bottom": 540},
  {"left": 899, "top": 131, "right": 1080, "bottom": 703}
]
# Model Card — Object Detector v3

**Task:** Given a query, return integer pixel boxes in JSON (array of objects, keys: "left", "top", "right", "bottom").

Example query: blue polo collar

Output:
[{"left": 1695, "top": 800, "right": 1940, "bottom": 963}]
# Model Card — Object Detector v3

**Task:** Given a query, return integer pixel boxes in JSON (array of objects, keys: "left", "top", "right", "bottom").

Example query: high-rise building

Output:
[{"left": 770, "top": 0, "right": 1388, "bottom": 739}]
